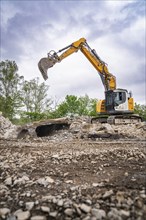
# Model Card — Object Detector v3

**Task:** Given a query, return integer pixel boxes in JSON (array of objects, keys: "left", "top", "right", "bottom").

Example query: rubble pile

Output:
[
  {"left": 0, "top": 113, "right": 19, "bottom": 139},
  {"left": 29, "top": 117, "right": 146, "bottom": 142},
  {"left": 0, "top": 114, "right": 146, "bottom": 141},
  {"left": 0, "top": 114, "right": 146, "bottom": 219},
  {"left": 69, "top": 117, "right": 146, "bottom": 140},
  {"left": 0, "top": 141, "right": 145, "bottom": 220}
]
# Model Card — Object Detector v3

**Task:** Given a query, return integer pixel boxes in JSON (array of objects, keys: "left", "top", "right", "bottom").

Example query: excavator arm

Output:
[
  {"left": 38, "top": 37, "right": 142, "bottom": 124},
  {"left": 38, "top": 38, "right": 116, "bottom": 91}
]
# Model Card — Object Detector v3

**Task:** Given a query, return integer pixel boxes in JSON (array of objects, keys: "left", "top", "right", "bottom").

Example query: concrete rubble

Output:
[
  {"left": 1, "top": 113, "right": 146, "bottom": 141},
  {"left": 0, "top": 113, "right": 19, "bottom": 139},
  {"left": 0, "top": 114, "right": 146, "bottom": 219},
  {"left": 0, "top": 140, "right": 146, "bottom": 219}
]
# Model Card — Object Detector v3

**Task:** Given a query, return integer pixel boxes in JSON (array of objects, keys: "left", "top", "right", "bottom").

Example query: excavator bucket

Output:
[{"left": 38, "top": 57, "right": 55, "bottom": 80}]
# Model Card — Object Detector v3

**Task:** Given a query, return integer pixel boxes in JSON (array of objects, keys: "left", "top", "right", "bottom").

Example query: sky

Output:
[{"left": 0, "top": 0, "right": 145, "bottom": 105}]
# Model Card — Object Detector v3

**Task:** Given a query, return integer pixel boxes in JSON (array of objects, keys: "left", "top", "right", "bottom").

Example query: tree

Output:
[
  {"left": 0, "top": 60, "right": 24, "bottom": 120},
  {"left": 87, "top": 97, "right": 97, "bottom": 116},
  {"left": 134, "top": 103, "right": 146, "bottom": 121},
  {"left": 54, "top": 95, "right": 79, "bottom": 117},
  {"left": 78, "top": 95, "right": 97, "bottom": 116},
  {"left": 52, "top": 95, "right": 98, "bottom": 117},
  {"left": 21, "top": 77, "right": 52, "bottom": 121}
]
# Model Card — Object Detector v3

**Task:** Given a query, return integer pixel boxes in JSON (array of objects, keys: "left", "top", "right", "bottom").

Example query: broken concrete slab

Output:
[{"left": 0, "top": 113, "right": 19, "bottom": 139}]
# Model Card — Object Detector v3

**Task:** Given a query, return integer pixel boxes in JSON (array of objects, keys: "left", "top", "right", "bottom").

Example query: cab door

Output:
[
  {"left": 105, "top": 90, "right": 128, "bottom": 114},
  {"left": 114, "top": 91, "right": 128, "bottom": 111}
]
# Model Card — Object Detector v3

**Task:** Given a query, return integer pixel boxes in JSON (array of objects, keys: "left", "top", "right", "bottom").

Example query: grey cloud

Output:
[
  {"left": 121, "top": 1, "right": 145, "bottom": 17},
  {"left": 88, "top": 1, "right": 145, "bottom": 41},
  {"left": 1, "top": 0, "right": 91, "bottom": 60},
  {"left": 1, "top": 22, "right": 25, "bottom": 61},
  {"left": 120, "top": 64, "right": 145, "bottom": 86},
  {"left": 0, "top": 0, "right": 145, "bottom": 104},
  {"left": 1, "top": 1, "right": 60, "bottom": 60}
]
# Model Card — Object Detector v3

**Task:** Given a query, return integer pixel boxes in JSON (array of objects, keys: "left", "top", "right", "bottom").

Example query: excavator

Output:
[{"left": 38, "top": 37, "right": 142, "bottom": 124}]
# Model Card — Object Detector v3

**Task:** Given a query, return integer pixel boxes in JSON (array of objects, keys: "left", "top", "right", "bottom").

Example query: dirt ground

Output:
[
  {"left": 0, "top": 138, "right": 146, "bottom": 220},
  {"left": 0, "top": 114, "right": 146, "bottom": 219}
]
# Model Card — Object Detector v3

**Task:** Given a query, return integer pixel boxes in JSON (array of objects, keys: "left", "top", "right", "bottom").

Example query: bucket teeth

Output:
[{"left": 38, "top": 58, "right": 55, "bottom": 80}]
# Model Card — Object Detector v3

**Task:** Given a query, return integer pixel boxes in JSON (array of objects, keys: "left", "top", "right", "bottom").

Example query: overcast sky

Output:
[{"left": 0, "top": 0, "right": 145, "bottom": 105}]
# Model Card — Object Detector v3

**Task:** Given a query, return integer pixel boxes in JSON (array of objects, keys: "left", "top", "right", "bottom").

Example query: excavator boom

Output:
[
  {"left": 38, "top": 37, "right": 142, "bottom": 124},
  {"left": 38, "top": 39, "right": 84, "bottom": 81},
  {"left": 38, "top": 38, "right": 116, "bottom": 91}
]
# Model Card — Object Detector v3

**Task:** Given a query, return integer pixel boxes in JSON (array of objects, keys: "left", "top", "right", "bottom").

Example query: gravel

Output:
[{"left": 0, "top": 115, "right": 146, "bottom": 219}]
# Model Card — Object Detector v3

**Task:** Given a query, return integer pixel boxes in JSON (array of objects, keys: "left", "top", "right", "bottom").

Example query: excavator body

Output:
[{"left": 38, "top": 38, "right": 142, "bottom": 124}]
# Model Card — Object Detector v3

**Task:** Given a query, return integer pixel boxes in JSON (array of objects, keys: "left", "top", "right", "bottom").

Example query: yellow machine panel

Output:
[
  {"left": 96, "top": 100, "right": 106, "bottom": 113},
  {"left": 128, "top": 97, "right": 134, "bottom": 111}
]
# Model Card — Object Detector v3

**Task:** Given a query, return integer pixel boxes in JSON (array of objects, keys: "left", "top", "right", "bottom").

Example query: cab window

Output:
[{"left": 114, "top": 92, "right": 126, "bottom": 105}]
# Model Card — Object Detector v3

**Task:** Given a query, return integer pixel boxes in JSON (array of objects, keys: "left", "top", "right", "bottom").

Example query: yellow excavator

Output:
[{"left": 38, "top": 38, "right": 142, "bottom": 124}]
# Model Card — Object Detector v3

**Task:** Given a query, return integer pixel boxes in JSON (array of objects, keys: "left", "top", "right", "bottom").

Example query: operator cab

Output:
[{"left": 105, "top": 89, "right": 132, "bottom": 114}]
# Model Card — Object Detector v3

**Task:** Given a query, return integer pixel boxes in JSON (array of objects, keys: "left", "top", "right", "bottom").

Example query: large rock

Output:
[
  {"left": 14, "top": 210, "right": 30, "bottom": 220},
  {"left": 0, "top": 113, "right": 19, "bottom": 139},
  {"left": 18, "top": 117, "right": 70, "bottom": 138},
  {"left": 0, "top": 208, "right": 10, "bottom": 218},
  {"left": 80, "top": 122, "right": 113, "bottom": 139}
]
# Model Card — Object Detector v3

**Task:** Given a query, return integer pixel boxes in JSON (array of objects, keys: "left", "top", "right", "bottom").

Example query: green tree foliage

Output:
[
  {"left": 3, "top": 60, "right": 146, "bottom": 124},
  {"left": 19, "top": 112, "right": 48, "bottom": 124},
  {"left": 21, "top": 77, "right": 51, "bottom": 113},
  {"left": 134, "top": 103, "right": 146, "bottom": 121},
  {"left": 52, "top": 95, "right": 98, "bottom": 118},
  {"left": 0, "top": 60, "right": 24, "bottom": 120},
  {"left": 20, "top": 77, "right": 52, "bottom": 122},
  {"left": 56, "top": 95, "right": 79, "bottom": 117},
  {"left": 0, "top": 60, "right": 52, "bottom": 123},
  {"left": 87, "top": 97, "right": 97, "bottom": 116}
]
